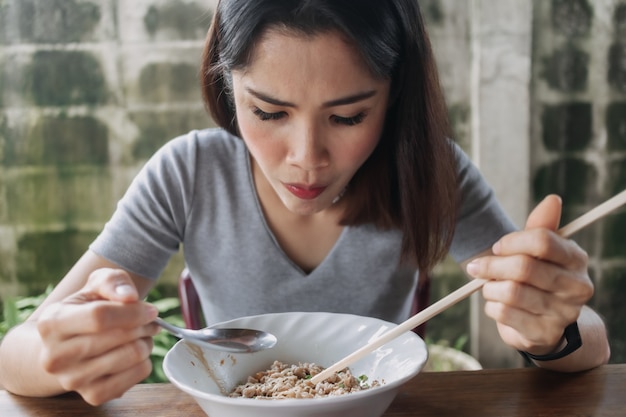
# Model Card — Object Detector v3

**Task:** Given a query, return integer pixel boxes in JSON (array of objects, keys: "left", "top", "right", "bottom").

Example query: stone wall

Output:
[
  {"left": 1, "top": 0, "right": 625, "bottom": 366},
  {"left": 0, "top": 0, "right": 216, "bottom": 296},
  {"left": 530, "top": 0, "right": 626, "bottom": 363},
  {"left": 427, "top": 0, "right": 626, "bottom": 367}
]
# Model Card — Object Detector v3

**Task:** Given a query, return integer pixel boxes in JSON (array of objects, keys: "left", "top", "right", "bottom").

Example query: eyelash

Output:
[
  {"left": 253, "top": 107, "right": 286, "bottom": 121},
  {"left": 331, "top": 113, "right": 366, "bottom": 126},
  {"left": 252, "top": 107, "right": 366, "bottom": 126}
]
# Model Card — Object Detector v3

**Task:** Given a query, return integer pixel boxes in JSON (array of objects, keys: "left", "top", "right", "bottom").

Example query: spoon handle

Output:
[
  {"left": 154, "top": 317, "right": 185, "bottom": 338},
  {"left": 311, "top": 189, "right": 626, "bottom": 384}
]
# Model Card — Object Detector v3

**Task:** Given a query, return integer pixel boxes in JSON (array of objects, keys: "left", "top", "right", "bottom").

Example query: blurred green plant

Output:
[
  {"left": 425, "top": 334, "right": 469, "bottom": 352},
  {"left": 0, "top": 286, "right": 54, "bottom": 340},
  {"left": 0, "top": 285, "right": 183, "bottom": 384},
  {"left": 144, "top": 287, "right": 183, "bottom": 383},
  {"left": 424, "top": 334, "right": 478, "bottom": 372}
]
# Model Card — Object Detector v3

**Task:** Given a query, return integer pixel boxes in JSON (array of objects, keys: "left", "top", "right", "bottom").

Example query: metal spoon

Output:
[{"left": 154, "top": 317, "right": 277, "bottom": 353}]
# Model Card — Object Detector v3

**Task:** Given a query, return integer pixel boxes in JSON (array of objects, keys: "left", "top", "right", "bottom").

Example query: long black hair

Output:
[{"left": 201, "top": 0, "right": 458, "bottom": 272}]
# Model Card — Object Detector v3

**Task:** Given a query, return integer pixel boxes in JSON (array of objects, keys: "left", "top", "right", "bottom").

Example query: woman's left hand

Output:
[{"left": 466, "top": 194, "right": 594, "bottom": 356}]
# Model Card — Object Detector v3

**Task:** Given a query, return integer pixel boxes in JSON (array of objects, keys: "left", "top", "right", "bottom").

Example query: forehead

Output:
[{"left": 237, "top": 28, "right": 381, "bottom": 87}]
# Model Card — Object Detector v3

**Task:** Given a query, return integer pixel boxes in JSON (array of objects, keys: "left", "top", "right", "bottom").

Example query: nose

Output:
[{"left": 286, "top": 122, "right": 329, "bottom": 170}]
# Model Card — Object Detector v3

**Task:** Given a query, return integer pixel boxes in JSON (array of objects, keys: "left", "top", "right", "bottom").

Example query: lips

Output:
[{"left": 283, "top": 183, "right": 327, "bottom": 200}]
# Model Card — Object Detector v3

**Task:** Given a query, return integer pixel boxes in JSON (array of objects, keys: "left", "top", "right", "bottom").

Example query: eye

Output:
[
  {"left": 253, "top": 107, "right": 286, "bottom": 121},
  {"left": 330, "top": 112, "right": 366, "bottom": 126}
]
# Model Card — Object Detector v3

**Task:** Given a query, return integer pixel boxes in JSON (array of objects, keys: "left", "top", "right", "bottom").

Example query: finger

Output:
[
  {"left": 493, "top": 193, "right": 588, "bottom": 269},
  {"left": 81, "top": 323, "right": 161, "bottom": 360},
  {"left": 83, "top": 359, "right": 154, "bottom": 405},
  {"left": 81, "top": 268, "right": 141, "bottom": 303},
  {"left": 55, "top": 337, "right": 154, "bottom": 395},
  {"left": 469, "top": 253, "right": 567, "bottom": 290},
  {"left": 481, "top": 278, "right": 579, "bottom": 320},
  {"left": 75, "top": 357, "right": 153, "bottom": 406},
  {"left": 493, "top": 319, "right": 564, "bottom": 353},
  {"left": 41, "top": 323, "right": 160, "bottom": 373},
  {"left": 525, "top": 194, "right": 562, "bottom": 231},
  {"left": 492, "top": 194, "right": 570, "bottom": 263},
  {"left": 38, "top": 301, "right": 158, "bottom": 339},
  {"left": 492, "top": 228, "right": 588, "bottom": 271},
  {"left": 483, "top": 301, "right": 566, "bottom": 350},
  {"left": 469, "top": 253, "right": 594, "bottom": 301}
]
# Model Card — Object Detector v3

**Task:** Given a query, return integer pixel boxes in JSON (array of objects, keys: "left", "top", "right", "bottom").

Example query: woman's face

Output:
[{"left": 231, "top": 29, "right": 391, "bottom": 216}]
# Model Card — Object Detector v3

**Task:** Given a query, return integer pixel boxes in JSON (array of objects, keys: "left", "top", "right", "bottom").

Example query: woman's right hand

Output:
[{"left": 36, "top": 268, "right": 160, "bottom": 405}]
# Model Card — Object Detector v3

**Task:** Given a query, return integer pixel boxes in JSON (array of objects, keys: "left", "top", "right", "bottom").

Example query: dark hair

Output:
[{"left": 200, "top": 0, "right": 458, "bottom": 272}]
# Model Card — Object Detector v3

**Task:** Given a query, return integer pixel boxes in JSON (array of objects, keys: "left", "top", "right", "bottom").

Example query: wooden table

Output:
[{"left": 2, "top": 364, "right": 625, "bottom": 416}]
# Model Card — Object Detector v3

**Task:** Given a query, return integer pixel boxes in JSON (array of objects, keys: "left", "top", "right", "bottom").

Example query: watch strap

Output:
[{"left": 519, "top": 322, "right": 582, "bottom": 362}]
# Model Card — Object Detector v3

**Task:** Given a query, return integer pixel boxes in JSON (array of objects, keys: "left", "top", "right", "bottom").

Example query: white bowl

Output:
[{"left": 163, "top": 311, "right": 427, "bottom": 417}]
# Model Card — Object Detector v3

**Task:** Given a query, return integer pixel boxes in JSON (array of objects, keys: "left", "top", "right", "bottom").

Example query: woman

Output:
[{"left": 0, "top": 0, "right": 610, "bottom": 406}]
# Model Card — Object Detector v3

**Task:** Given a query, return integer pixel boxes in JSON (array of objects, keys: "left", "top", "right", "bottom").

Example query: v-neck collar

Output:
[{"left": 243, "top": 149, "right": 348, "bottom": 277}]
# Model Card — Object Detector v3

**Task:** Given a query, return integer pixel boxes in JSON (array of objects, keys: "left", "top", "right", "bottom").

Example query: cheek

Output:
[
  {"left": 237, "top": 117, "right": 283, "bottom": 167},
  {"left": 342, "top": 105, "right": 387, "bottom": 166},
  {"left": 337, "top": 128, "right": 382, "bottom": 169}
]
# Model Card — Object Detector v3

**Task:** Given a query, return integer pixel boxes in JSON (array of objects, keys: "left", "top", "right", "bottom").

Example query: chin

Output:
[{"left": 283, "top": 198, "right": 328, "bottom": 216}]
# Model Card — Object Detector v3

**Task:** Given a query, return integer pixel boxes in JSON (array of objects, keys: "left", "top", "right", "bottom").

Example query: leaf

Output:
[
  {"left": 14, "top": 285, "right": 53, "bottom": 310},
  {"left": 151, "top": 297, "right": 181, "bottom": 314},
  {"left": 3, "top": 298, "right": 20, "bottom": 329},
  {"left": 151, "top": 345, "right": 170, "bottom": 357},
  {"left": 453, "top": 335, "right": 468, "bottom": 351}
]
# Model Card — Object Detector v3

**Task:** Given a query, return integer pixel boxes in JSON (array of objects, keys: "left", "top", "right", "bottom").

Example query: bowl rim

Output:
[{"left": 163, "top": 311, "right": 427, "bottom": 407}]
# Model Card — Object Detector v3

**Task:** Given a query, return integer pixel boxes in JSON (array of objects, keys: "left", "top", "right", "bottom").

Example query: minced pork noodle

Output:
[{"left": 229, "top": 360, "right": 380, "bottom": 399}]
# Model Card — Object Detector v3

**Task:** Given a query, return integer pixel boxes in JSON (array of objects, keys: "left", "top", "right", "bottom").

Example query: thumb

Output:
[
  {"left": 84, "top": 268, "right": 140, "bottom": 303},
  {"left": 525, "top": 194, "right": 562, "bottom": 232}
]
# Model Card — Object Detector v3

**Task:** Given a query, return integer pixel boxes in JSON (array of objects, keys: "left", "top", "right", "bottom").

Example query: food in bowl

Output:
[
  {"left": 163, "top": 312, "right": 427, "bottom": 417},
  {"left": 229, "top": 360, "right": 379, "bottom": 399}
]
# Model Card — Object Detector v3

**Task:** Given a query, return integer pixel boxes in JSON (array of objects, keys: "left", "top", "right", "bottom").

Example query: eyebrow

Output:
[{"left": 245, "top": 87, "right": 378, "bottom": 108}]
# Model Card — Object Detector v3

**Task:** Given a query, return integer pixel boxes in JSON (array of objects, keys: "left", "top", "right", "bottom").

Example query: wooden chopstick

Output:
[{"left": 310, "top": 189, "right": 626, "bottom": 384}]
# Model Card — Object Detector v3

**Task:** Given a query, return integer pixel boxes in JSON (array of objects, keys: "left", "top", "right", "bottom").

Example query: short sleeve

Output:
[
  {"left": 89, "top": 132, "right": 199, "bottom": 279},
  {"left": 448, "top": 144, "right": 518, "bottom": 263}
]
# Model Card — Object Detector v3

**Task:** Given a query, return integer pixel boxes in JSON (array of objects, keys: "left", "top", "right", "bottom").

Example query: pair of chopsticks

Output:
[{"left": 311, "top": 189, "right": 626, "bottom": 384}]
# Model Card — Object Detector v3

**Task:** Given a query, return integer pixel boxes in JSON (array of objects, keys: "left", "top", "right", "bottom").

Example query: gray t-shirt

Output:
[{"left": 90, "top": 128, "right": 516, "bottom": 324}]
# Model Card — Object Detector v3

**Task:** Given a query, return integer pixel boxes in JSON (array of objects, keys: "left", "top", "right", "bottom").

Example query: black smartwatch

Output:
[{"left": 519, "top": 322, "right": 582, "bottom": 362}]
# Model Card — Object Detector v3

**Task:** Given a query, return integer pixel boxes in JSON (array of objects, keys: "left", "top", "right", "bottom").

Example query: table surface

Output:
[{"left": 2, "top": 364, "right": 625, "bottom": 416}]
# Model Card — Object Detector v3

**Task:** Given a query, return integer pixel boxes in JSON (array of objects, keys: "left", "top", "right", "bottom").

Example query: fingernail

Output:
[
  {"left": 144, "top": 304, "right": 159, "bottom": 318},
  {"left": 115, "top": 284, "right": 135, "bottom": 297},
  {"left": 466, "top": 260, "right": 480, "bottom": 276},
  {"left": 492, "top": 240, "right": 501, "bottom": 255}
]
